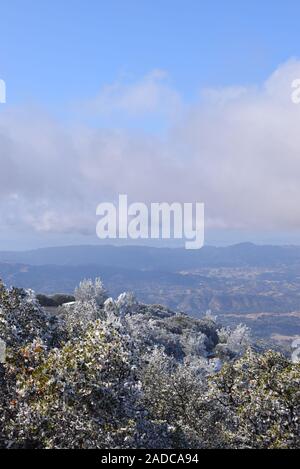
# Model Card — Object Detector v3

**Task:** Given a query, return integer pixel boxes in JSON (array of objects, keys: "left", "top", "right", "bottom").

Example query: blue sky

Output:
[
  {"left": 1, "top": 0, "right": 300, "bottom": 109},
  {"left": 1, "top": 1, "right": 300, "bottom": 249}
]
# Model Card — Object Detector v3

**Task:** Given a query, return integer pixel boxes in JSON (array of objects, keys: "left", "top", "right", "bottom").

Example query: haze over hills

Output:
[
  {"left": 1, "top": 242, "right": 300, "bottom": 269},
  {"left": 1, "top": 243, "right": 300, "bottom": 341}
]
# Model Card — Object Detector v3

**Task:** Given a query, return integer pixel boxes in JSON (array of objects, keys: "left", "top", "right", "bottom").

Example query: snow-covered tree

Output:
[
  {"left": 62, "top": 298, "right": 103, "bottom": 338},
  {"left": 74, "top": 278, "right": 108, "bottom": 306},
  {"left": 211, "top": 350, "right": 300, "bottom": 448},
  {"left": 115, "top": 292, "right": 138, "bottom": 316},
  {"left": 217, "top": 324, "right": 251, "bottom": 359},
  {"left": 0, "top": 282, "right": 59, "bottom": 349},
  {"left": 0, "top": 277, "right": 298, "bottom": 449},
  {"left": 140, "top": 347, "right": 225, "bottom": 448}
]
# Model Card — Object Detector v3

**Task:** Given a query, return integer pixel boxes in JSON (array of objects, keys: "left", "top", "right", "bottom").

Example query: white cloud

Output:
[
  {"left": 1, "top": 61, "right": 300, "bottom": 238},
  {"left": 84, "top": 69, "right": 182, "bottom": 118}
]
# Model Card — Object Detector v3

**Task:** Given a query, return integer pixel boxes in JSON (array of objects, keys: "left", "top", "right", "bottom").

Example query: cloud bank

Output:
[{"left": 1, "top": 60, "right": 300, "bottom": 240}]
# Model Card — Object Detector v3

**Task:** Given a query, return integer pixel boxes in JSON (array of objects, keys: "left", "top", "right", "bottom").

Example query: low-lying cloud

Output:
[{"left": 1, "top": 59, "right": 300, "bottom": 239}]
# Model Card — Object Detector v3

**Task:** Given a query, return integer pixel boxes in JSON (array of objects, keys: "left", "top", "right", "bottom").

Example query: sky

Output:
[{"left": 1, "top": 1, "right": 300, "bottom": 249}]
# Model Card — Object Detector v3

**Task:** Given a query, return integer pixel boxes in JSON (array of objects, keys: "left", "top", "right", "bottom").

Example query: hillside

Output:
[
  {"left": 0, "top": 278, "right": 299, "bottom": 449},
  {"left": 1, "top": 244, "right": 300, "bottom": 341}
]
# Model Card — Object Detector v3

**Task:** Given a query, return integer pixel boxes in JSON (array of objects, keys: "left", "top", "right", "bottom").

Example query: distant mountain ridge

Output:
[{"left": 1, "top": 242, "right": 300, "bottom": 270}]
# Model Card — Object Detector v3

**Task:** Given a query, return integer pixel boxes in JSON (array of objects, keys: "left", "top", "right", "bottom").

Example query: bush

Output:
[
  {"left": 36, "top": 294, "right": 75, "bottom": 307},
  {"left": 0, "top": 278, "right": 299, "bottom": 449}
]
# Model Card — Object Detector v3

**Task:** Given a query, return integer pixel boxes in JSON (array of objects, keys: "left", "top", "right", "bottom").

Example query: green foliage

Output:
[
  {"left": 8, "top": 322, "right": 141, "bottom": 448},
  {"left": 0, "top": 278, "right": 299, "bottom": 449},
  {"left": 212, "top": 350, "right": 300, "bottom": 448},
  {"left": 36, "top": 294, "right": 75, "bottom": 307}
]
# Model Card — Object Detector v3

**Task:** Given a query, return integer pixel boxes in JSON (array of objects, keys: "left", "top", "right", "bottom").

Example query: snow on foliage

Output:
[
  {"left": 0, "top": 278, "right": 299, "bottom": 449},
  {"left": 74, "top": 278, "right": 108, "bottom": 306}
]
